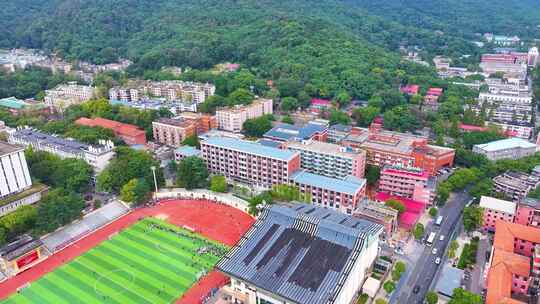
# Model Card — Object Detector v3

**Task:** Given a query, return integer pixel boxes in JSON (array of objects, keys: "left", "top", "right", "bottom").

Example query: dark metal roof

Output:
[
  {"left": 0, "top": 234, "right": 43, "bottom": 261},
  {"left": 217, "top": 204, "right": 382, "bottom": 304}
]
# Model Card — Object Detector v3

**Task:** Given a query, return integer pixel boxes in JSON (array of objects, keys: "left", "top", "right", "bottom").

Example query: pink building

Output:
[
  {"left": 515, "top": 198, "right": 540, "bottom": 228},
  {"left": 310, "top": 98, "right": 332, "bottom": 109},
  {"left": 215, "top": 98, "right": 273, "bottom": 132},
  {"left": 379, "top": 166, "right": 434, "bottom": 204},
  {"left": 374, "top": 192, "right": 426, "bottom": 230},
  {"left": 479, "top": 196, "right": 516, "bottom": 232},
  {"left": 486, "top": 221, "right": 540, "bottom": 304},
  {"left": 200, "top": 137, "right": 300, "bottom": 189},
  {"left": 290, "top": 171, "right": 366, "bottom": 214}
]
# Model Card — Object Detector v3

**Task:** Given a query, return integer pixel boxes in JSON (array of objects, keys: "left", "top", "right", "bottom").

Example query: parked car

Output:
[
  {"left": 413, "top": 285, "right": 420, "bottom": 294},
  {"left": 439, "top": 235, "right": 445, "bottom": 241},
  {"left": 435, "top": 257, "right": 441, "bottom": 264},
  {"left": 432, "top": 248, "right": 438, "bottom": 255}
]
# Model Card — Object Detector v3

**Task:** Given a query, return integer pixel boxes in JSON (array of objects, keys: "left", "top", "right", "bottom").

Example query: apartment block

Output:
[
  {"left": 493, "top": 171, "right": 540, "bottom": 202},
  {"left": 515, "top": 198, "right": 540, "bottom": 229},
  {"left": 488, "top": 120, "right": 534, "bottom": 139},
  {"left": 152, "top": 118, "right": 196, "bottom": 147},
  {"left": 109, "top": 80, "right": 215, "bottom": 104},
  {"left": 341, "top": 120, "right": 455, "bottom": 176},
  {"left": 328, "top": 124, "right": 352, "bottom": 143},
  {"left": 379, "top": 165, "right": 435, "bottom": 204},
  {"left": 283, "top": 139, "right": 366, "bottom": 179},
  {"left": 200, "top": 137, "right": 300, "bottom": 189},
  {"left": 473, "top": 138, "right": 537, "bottom": 161},
  {"left": 290, "top": 170, "right": 366, "bottom": 213},
  {"left": 9, "top": 128, "right": 114, "bottom": 173},
  {"left": 215, "top": 98, "right": 273, "bottom": 132},
  {"left": 75, "top": 117, "right": 147, "bottom": 145},
  {"left": 479, "top": 196, "right": 517, "bottom": 232},
  {"left": 44, "top": 82, "right": 95, "bottom": 112}
]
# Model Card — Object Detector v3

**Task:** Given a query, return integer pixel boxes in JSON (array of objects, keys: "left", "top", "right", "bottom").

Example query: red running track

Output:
[{"left": 0, "top": 199, "right": 255, "bottom": 302}]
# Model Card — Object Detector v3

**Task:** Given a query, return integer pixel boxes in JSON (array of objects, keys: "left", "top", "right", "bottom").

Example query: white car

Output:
[
  {"left": 439, "top": 235, "right": 445, "bottom": 241},
  {"left": 432, "top": 248, "right": 438, "bottom": 255},
  {"left": 435, "top": 257, "right": 441, "bottom": 264}
]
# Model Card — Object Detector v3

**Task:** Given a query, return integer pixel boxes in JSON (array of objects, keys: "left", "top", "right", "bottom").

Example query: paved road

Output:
[{"left": 393, "top": 190, "right": 471, "bottom": 304}]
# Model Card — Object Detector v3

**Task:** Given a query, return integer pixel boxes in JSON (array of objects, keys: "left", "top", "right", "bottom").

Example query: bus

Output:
[
  {"left": 435, "top": 216, "right": 443, "bottom": 226},
  {"left": 426, "top": 232, "right": 436, "bottom": 246}
]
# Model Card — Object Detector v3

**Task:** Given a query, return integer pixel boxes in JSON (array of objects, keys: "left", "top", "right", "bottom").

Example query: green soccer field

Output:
[{"left": 2, "top": 217, "right": 228, "bottom": 304}]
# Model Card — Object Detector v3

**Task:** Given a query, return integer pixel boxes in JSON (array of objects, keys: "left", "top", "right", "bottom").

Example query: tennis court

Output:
[{"left": 1, "top": 217, "right": 228, "bottom": 304}]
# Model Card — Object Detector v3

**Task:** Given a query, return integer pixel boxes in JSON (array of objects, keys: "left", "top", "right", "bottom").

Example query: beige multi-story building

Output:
[
  {"left": 215, "top": 98, "right": 273, "bottom": 132},
  {"left": 44, "top": 82, "right": 95, "bottom": 112},
  {"left": 152, "top": 118, "right": 197, "bottom": 147},
  {"left": 284, "top": 139, "right": 366, "bottom": 179},
  {"left": 108, "top": 80, "right": 215, "bottom": 104}
]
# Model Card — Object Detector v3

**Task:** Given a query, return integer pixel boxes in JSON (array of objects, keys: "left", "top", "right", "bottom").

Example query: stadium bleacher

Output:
[{"left": 42, "top": 201, "right": 129, "bottom": 252}]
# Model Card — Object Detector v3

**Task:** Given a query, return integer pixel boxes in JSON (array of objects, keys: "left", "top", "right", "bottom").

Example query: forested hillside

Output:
[{"left": 1, "top": 0, "right": 539, "bottom": 99}]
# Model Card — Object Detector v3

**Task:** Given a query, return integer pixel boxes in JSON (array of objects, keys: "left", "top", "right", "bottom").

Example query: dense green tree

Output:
[
  {"left": 270, "top": 184, "right": 309, "bottom": 202},
  {"left": 280, "top": 97, "right": 299, "bottom": 112},
  {"left": 413, "top": 223, "right": 425, "bottom": 240},
  {"left": 328, "top": 109, "right": 351, "bottom": 125},
  {"left": 182, "top": 134, "right": 200, "bottom": 148},
  {"left": 448, "top": 288, "right": 482, "bottom": 304},
  {"left": 385, "top": 199, "right": 405, "bottom": 214},
  {"left": 383, "top": 281, "right": 396, "bottom": 294},
  {"left": 281, "top": 115, "right": 294, "bottom": 124},
  {"left": 210, "top": 175, "right": 228, "bottom": 193},
  {"left": 248, "top": 191, "right": 274, "bottom": 216},
  {"left": 97, "top": 147, "right": 163, "bottom": 193},
  {"left": 383, "top": 106, "right": 420, "bottom": 132},
  {"left": 425, "top": 291, "right": 438, "bottom": 304},
  {"left": 463, "top": 206, "right": 483, "bottom": 232},
  {"left": 353, "top": 106, "right": 380, "bottom": 127},
  {"left": 429, "top": 207, "right": 438, "bottom": 218},
  {"left": 0, "top": 205, "right": 37, "bottom": 245},
  {"left": 227, "top": 88, "right": 254, "bottom": 106},
  {"left": 177, "top": 156, "right": 209, "bottom": 189},
  {"left": 365, "top": 165, "right": 380, "bottom": 186},
  {"left": 334, "top": 91, "right": 352, "bottom": 108},
  {"left": 120, "top": 178, "right": 151, "bottom": 206},
  {"left": 35, "top": 188, "right": 85, "bottom": 234},
  {"left": 243, "top": 115, "right": 274, "bottom": 138}
]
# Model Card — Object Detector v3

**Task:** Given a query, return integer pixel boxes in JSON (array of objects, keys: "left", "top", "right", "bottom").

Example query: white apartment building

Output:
[
  {"left": 44, "top": 82, "right": 95, "bottom": 112},
  {"left": 9, "top": 128, "right": 115, "bottom": 173},
  {"left": 216, "top": 98, "right": 273, "bottom": 132},
  {"left": 488, "top": 120, "right": 534, "bottom": 139},
  {"left": 478, "top": 92, "right": 532, "bottom": 105},
  {"left": 108, "top": 80, "right": 215, "bottom": 104}
]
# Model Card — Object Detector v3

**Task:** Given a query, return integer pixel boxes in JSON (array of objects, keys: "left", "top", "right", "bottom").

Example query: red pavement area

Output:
[{"left": 0, "top": 199, "right": 255, "bottom": 302}]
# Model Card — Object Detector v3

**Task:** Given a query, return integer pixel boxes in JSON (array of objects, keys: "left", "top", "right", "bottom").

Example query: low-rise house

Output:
[{"left": 75, "top": 117, "right": 147, "bottom": 145}]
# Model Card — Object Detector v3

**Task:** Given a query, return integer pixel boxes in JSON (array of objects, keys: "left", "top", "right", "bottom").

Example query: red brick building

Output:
[
  {"left": 342, "top": 121, "right": 455, "bottom": 176},
  {"left": 75, "top": 117, "right": 147, "bottom": 145}
]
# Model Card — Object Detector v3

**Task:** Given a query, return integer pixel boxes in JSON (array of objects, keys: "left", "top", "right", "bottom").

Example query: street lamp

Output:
[{"left": 150, "top": 166, "right": 158, "bottom": 201}]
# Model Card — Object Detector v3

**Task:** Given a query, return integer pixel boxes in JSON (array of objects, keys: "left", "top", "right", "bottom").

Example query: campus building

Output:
[
  {"left": 175, "top": 112, "right": 217, "bottom": 134},
  {"left": 378, "top": 165, "right": 435, "bottom": 204},
  {"left": 479, "top": 196, "right": 517, "bottom": 232},
  {"left": 201, "top": 137, "right": 300, "bottom": 189},
  {"left": 75, "top": 117, "right": 147, "bottom": 145},
  {"left": 493, "top": 171, "right": 540, "bottom": 202},
  {"left": 486, "top": 221, "right": 540, "bottom": 304},
  {"left": 217, "top": 204, "right": 383, "bottom": 304},
  {"left": 152, "top": 118, "right": 197, "bottom": 147},
  {"left": 44, "top": 82, "right": 95, "bottom": 112},
  {"left": 264, "top": 122, "right": 328, "bottom": 143},
  {"left": 0, "top": 97, "right": 48, "bottom": 116},
  {"left": 353, "top": 199, "right": 399, "bottom": 238},
  {"left": 515, "top": 198, "right": 540, "bottom": 229},
  {"left": 488, "top": 120, "right": 534, "bottom": 139},
  {"left": 341, "top": 120, "right": 455, "bottom": 176},
  {"left": 215, "top": 98, "right": 273, "bottom": 132},
  {"left": 9, "top": 128, "right": 115, "bottom": 173},
  {"left": 0, "top": 235, "right": 46, "bottom": 277},
  {"left": 290, "top": 170, "right": 366, "bottom": 213},
  {"left": 328, "top": 124, "right": 352, "bottom": 143},
  {"left": 473, "top": 138, "right": 537, "bottom": 161},
  {"left": 174, "top": 146, "right": 201, "bottom": 162},
  {"left": 284, "top": 139, "right": 366, "bottom": 179},
  {"left": 0, "top": 142, "right": 47, "bottom": 217}
]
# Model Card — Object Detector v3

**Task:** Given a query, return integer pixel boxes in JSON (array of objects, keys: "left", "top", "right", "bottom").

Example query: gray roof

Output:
[
  {"left": 474, "top": 137, "right": 536, "bottom": 152},
  {"left": 175, "top": 146, "right": 200, "bottom": 157},
  {"left": 291, "top": 171, "right": 366, "bottom": 195},
  {"left": 202, "top": 137, "right": 298, "bottom": 161},
  {"left": 0, "top": 141, "right": 24, "bottom": 156},
  {"left": 264, "top": 122, "right": 327, "bottom": 142},
  {"left": 435, "top": 266, "right": 464, "bottom": 297},
  {"left": 217, "top": 204, "right": 382, "bottom": 304}
]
